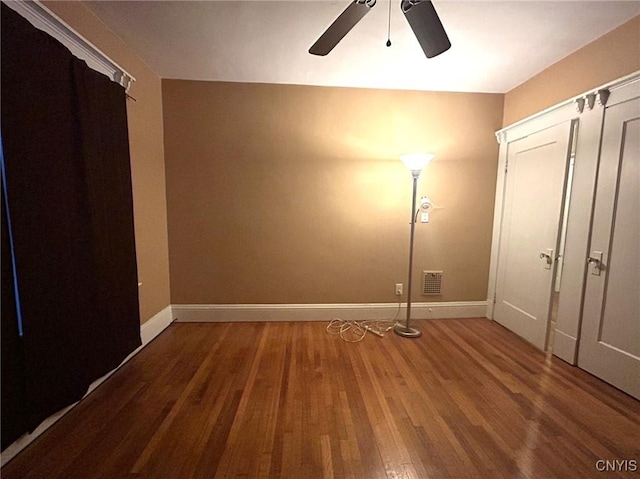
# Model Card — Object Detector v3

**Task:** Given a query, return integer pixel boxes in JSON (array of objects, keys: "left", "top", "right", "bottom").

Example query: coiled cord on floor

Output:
[{"left": 326, "top": 303, "right": 402, "bottom": 342}]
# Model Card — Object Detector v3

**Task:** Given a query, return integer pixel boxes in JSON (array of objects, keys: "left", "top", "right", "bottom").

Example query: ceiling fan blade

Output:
[
  {"left": 401, "top": 0, "right": 451, "bottom": 58},
  {"left": 309, "top": 0, "right": 376, "bottom": 56}
]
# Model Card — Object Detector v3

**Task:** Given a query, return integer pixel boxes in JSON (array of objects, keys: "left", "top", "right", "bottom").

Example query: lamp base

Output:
[{"left": 393, "top": 323, "right": 422, "bottom": 338}]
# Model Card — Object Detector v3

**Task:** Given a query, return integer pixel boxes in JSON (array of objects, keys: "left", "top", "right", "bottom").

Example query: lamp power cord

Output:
[{"left": 326, "top": 302, "right": 402, "bottom": 342}]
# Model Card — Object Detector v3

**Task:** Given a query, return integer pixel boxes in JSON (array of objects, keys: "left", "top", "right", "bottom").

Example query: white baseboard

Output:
[
  {"left": 0, "top": 305, "right": 174, "bottom": 467},
  {"left": 485, "top": 297, "right": 495, "bottom": 319},
  {"left": 173, "top": 301, "right": 488, "bottom": 323},
  {"left": 140, "top": 305, "right": 175, "bottom": 345}
]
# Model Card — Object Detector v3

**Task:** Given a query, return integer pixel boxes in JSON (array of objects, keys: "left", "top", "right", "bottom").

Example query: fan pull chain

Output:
[{"left": 386, "top": 0, "right": 392, "bottom": 46}]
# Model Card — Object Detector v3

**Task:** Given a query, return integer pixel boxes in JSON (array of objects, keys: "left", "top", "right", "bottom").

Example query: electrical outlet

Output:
[{"left": 395, "top": 283, "right": 403, "bottom": 296}]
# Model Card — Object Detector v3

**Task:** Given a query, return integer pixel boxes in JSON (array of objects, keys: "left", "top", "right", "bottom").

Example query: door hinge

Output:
[{"left": 505, "top": 158, "right": 509, "bottom": 173}]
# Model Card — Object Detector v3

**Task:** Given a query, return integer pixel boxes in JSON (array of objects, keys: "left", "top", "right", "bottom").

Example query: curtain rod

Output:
[{"left": 3, "top": 0, "right": 136, "bottom": 92}]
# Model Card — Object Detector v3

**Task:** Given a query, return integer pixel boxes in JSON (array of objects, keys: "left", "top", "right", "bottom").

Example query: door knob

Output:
[
  {"left": 587, "top": 251, "right": 603, "bottom": 276},
  {"left": 539, "top": 249, "right": 554, "bottom": 270},
  {"left": 539, "top": 252, "right": 552, "bottom": 263}
]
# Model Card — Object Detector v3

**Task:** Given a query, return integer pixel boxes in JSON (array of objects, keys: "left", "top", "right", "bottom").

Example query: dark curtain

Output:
[
  {"left": 1, "top": 180, "right": 28, "bottom": 450},
  {"left": 1, "top": 4, "right": 141, "bottom": 448}
]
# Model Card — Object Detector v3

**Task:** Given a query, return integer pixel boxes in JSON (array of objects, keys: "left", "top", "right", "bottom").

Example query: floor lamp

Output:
[{"left": 394, "top": 153, "right": 434, "bottom": 338}]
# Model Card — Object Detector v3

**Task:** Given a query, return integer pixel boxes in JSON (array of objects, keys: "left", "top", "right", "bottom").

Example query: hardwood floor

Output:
[{"left": 2, "top": 319, "right": 639, "bottom": 478}]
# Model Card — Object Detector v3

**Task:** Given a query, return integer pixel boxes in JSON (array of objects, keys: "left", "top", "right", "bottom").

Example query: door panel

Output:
[
  {"left": 494, "top": 122, "right": 572, "bottom": 350},
  {"left": 578, "top": 97, "right": 640, "bottom": 399}
]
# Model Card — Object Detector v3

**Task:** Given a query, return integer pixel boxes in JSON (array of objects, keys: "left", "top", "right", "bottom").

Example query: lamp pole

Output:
[{"left": 394, "top": 169, "right": 422, "bottom": 338}]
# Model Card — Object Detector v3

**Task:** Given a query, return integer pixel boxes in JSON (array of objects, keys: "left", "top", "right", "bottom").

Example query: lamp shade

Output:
[{"left": 400, "top": 153, "right": 434, "bottom": 173}]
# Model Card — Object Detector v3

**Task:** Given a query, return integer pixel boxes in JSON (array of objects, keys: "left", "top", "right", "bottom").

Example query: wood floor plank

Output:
[{"left": 2, "top": 318, "right": 639, "bottom": 478}]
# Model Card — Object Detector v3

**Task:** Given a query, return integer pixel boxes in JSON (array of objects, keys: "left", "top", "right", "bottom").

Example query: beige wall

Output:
[
  {"left": 44, "top": 2, "right": 171, "bottom": 323},
  {"left": 43, "top": 5, "right": 633, "bottom": 309},
  {"left": 503, "top": 15, "right": 640, "bottom": 127},
  {"left": 163, "top": 81, "right": 503, "bottom": 304}
]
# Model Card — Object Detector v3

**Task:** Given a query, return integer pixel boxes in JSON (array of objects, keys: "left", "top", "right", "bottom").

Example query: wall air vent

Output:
[{"left": 422, "top": 271, "right": 443, "bottom": 295}]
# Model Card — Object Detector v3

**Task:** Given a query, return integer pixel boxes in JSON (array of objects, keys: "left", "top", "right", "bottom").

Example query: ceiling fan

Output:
[{"left": 309, "top": 0, "right": 451, "bottom": 59}]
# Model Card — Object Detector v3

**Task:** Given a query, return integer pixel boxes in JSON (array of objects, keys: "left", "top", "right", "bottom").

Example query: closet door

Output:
[
  {"left": 578, "top": 92, "right": 640, "bottom": 399},
  {"left": 494, "top": 122, "right": 573, "bottom": 350}
]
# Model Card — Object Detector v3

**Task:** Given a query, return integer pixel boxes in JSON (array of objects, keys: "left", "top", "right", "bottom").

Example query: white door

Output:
[
  {"left": 578, "top": 96, "right": 640, "bottom": 399},
  {"left": 494, "top": 122, "right": 573, "bottom": 350}
]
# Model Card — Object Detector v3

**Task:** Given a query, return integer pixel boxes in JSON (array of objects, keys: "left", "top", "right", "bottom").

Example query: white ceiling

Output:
[{"left": 85, "top": 0, "right": 639, "bottom": 93}]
